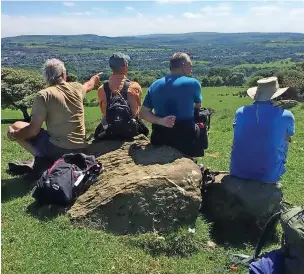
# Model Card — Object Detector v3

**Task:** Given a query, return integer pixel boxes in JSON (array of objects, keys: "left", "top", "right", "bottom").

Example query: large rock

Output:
[
  {"left": 69, "top": 135, "right": 202, "bottom": 234},
  {"left": 275, "top": 99, "right": 299, "bottom": 109},
  {"left": 201, "top": 171, "right": 282, "bottom": 229}
]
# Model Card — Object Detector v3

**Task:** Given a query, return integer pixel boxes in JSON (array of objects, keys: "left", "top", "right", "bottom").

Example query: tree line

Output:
[{"left": 2, "top": 63, "right": 304, "bottom": 120}]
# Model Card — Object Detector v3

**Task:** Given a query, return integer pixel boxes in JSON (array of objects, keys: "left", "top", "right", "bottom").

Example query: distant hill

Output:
[{"left": 2, "top": 32, "right": 304, "bottom": 80}]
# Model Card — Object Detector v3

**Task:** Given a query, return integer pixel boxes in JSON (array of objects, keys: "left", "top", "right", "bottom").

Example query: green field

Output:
[
  {"left": 24, "top": 46, "right": 173, "bottom": 55},
  {"left": 2, "top": 87, "right": 304, "bottom": 274},
  {"left": 265, "top": 42, "right": 304, "bottom": 47},
  {"left": 233, "top": 59, "right": 295, "bottom": 69}
]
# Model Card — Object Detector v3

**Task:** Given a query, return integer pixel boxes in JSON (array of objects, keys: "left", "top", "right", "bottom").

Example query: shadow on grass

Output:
[
  {"left": 200, "top": 213, "right": 279, "bottom": 249},
  {"left": 1, "top": 176, "right": 34, "bottom": 202},
  {"left": 1, "top": 118, "right": 20, "bottom": 125},
  {"left": 26, "top": 202, "right": 68, "bottom": 221}
]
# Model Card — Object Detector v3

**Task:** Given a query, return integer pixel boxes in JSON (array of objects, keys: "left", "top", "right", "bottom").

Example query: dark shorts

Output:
[
  {"left": 151, "top": 120, "right": 206, "bottom": 157},
  {"left": 26, "top": 129, "right": 84, "bottom": 161}
]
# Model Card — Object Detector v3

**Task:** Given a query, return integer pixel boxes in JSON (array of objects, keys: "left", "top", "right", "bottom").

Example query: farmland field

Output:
[
  {"left": 2, "top": 87, "right": 304, "bottom": 274},
  {"left": 233, "top": 59, "right": 295, "bottom": 69}
]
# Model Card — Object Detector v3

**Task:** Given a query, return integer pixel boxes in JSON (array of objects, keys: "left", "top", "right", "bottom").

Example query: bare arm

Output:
[
  {"left": 82, "top": 72, "right": 103, "bottom": 93},
  {"left": 139, "top": 106, "right": 176, "bottom": 128},
  {"left": 8, "top": 116, "right": 45, "bottom": 140}
]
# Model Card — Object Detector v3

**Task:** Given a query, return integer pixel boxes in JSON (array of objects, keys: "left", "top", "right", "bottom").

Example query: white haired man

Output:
[{"left": 7, "top": 58, "right": 102, "bottom": 177}]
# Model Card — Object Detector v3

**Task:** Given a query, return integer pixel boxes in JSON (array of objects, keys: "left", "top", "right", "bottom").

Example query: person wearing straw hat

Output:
[{"left": 230, "top": 76, "right": 295, "bottom": 183}]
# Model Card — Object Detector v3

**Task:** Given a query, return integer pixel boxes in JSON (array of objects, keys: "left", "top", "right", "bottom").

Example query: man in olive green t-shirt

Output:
[{"left": 7, "top": 58, "right": 102, "bottom": 166}]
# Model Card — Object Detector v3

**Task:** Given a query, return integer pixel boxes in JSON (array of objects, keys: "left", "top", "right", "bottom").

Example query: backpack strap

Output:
[
  {"left": 103, "top": 82, "right": 111, "bottom": 109},
  {"left": 253, "top": 211, "right": 282, "bottom": 259},
  {"left": 104, "top": 79, "right": 131, "bottom": 105},
  {"left": 121, "top": 79, "right": 130, "bottom": 101}
]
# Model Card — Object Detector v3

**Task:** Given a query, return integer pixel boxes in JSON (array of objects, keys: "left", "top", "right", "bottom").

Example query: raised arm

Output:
[{"left": 82, "top": 72, "right": 103, "bottom": 93}]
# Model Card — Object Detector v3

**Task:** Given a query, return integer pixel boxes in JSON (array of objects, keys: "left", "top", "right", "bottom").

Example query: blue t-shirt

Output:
[
  {"left": 143, "top": 75, "right": 202, "bottom": 120},
  {"left": 230, "top": 101, "right": 295, "bottom": 183}
]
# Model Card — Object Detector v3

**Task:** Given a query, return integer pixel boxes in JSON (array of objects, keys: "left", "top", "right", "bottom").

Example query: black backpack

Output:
[
  {"left": 104, "top": 80, "right": 138, "bottom": 139},
  {"left": 193, "top": 107, "right": 213, "bottom": 151},
  {"left": 31, "top": 153, "right": 102, "bottom": 206}
]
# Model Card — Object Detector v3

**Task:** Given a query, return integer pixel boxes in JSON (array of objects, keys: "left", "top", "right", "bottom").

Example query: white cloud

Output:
[
  {"left": 183, "top": 12, "right": 202, "bottom": 19},
  {"left": 2, "top": 9, "right": 304, "bottom": 38},
  {"left": 63, "top": 11, "right": 93, "bottom": 16},
  {"left": 290, "top": 8, "right": 304, "bottom": 16},
  {"left": 63, "top": 2, "right": 74, "bottom": 7},
  {"left": 156, "top": 0, "right": 194, "bottom": 3},
  {"left": 250, "top": 6, "right": 281, "bottom": 16},
  {"left": 167, "top": 15, "right": 175, "bottom": 19},
  {"left": 156, "top": 17, "right": 165, "bottom": 22},
  {"left": 125, "top": 6, "right": 134, "bottom": 11},
  {"left": 92, "top": 7, "right": 107, "bottom": 12},
  {"left": 201, "top": 4, "right": 231, "bottom": 16}
]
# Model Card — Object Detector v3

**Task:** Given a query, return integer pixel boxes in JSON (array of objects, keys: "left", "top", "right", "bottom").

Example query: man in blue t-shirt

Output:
[
  {"left": 230, "top": 76, "right": 295, "bottom": 183},
  {"left": 140, "top": 52, "right": 203, "bottom": 156}
]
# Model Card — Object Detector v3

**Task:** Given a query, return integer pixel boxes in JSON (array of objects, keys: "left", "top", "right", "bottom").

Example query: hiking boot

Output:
[{"left": 8, "top": 159, "right": 34, "bottom": 175}]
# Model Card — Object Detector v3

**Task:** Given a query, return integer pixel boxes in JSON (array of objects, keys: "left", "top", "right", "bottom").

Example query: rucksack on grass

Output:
[
  {"left": 228, "top": 204, "right": 304, "bottom": 274},
  {"left": 31, "top": 153, "right": 102, "bottom": 206}
]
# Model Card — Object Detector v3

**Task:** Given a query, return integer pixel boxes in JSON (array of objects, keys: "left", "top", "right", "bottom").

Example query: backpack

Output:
[
  {"left": 194, "top": 107, "right": 213, "bottom": 150},
  {"left": 31, "top": 153, "right": 102, "bottom": 206},
  {"left": 104, "top": 80, "right": 138, "bottom": 139},
  {"left": 226, "top": 204, "right": 304, "bottom": 274},
  {"left": 280, "top": 205, "right": 304, "bottom": 274}
]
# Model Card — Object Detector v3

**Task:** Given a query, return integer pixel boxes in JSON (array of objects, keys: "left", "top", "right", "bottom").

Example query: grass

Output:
[
  {"left": 2, "top": 87, "right": 304, "bottom": 274},
  {"left": 233, "top": 59, "right": 295, "bottom": 69},
  {"left": 265, "top": 42, "right": 304, "bottom": 47},
  {"left": 23, "top": 46, "right": 172, "bottom": 54}
]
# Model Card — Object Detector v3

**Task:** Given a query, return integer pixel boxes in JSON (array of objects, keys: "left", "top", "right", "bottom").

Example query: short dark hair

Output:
[{"left": 170, "top": 52, "right": 191, "bottom": 70}]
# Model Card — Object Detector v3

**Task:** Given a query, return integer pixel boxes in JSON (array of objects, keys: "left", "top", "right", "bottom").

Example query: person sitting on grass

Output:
[
  {"left": 7, "top": 58, "right": 102, "bottom": 178},
  {"left": 95, "top": 52, "right": 148, "bottom": 140},
  {"left": 139, "top": 52, "right": 206, "bottom": 157}
]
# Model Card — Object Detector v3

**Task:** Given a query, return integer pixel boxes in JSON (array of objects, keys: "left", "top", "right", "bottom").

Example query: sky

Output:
[{"left": 1, "top": 1, "right": 304, "bottom": 37}]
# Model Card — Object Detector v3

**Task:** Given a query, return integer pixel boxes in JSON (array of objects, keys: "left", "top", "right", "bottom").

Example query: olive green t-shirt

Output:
[{"left": 31, "top": 82, "right": 87, "bottom": 149}]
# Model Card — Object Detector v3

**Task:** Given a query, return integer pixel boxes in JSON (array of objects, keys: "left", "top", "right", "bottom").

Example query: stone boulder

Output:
[
  {"left": 69, "top": 135, "right": 202, "bottom": 234},
  {"left": 201, "top": 171, "right": 282, "bottom": 230},
  {"left": 275, "top": 99, "right": 299, "bottom": 109}
]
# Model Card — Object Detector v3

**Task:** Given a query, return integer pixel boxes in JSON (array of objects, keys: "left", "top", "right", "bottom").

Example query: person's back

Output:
[
  {"left": 145, "top": 74, "right": 201, "bottom": 121},
  {"left": 34, "top": 81, "right": 87, "bottom": 149},
  {"left": 7, "top": 58, "right": 101, "bottom": 178},
  {"left": 96, "top": 53, "right": 148, "bottom": 140},
  {"left": 140, "top": 52, "right": 204, "bottom": 157},
  {"left": 230, "top": 77, "right": 295, "bottom": 183}
]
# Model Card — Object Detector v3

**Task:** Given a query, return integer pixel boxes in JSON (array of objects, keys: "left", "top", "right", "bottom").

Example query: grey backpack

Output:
[{"left": 280, "top": 206, "right": 304, "bottom": 274}]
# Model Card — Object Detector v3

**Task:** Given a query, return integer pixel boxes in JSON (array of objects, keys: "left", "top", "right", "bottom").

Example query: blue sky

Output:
[{"left": 2, "top": 1, "right": 304, "bottom": 37}]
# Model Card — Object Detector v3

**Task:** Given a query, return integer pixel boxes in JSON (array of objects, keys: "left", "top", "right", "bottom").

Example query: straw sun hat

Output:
[{"left": 247, "top": 76, "right": 289, "bottom": 101}]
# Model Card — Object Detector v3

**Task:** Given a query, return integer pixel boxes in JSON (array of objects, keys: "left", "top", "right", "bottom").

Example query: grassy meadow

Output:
[
  {"left": 2, "top": 87, "right": 304, "bottom": 274},
  {"left": 233, "top": 59, "right": 296, "bottom": 69}
]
